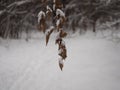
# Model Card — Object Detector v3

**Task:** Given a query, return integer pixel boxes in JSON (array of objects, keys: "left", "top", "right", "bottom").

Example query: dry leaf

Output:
[
  {"left": 58, "top": 48, "right": 67, "bottom": 59},
  {"left": 59, "top": 58, "right": 64, "bottom": 71},
  {"left": 46, "top": 29, "right": 54, "bottom": 45},
  {"left": 60, "top": 30, "right": 67, "bottom": 38},
  {"left": 59, "top": 63, "right": 63, "bottom": 71},
  {"left": 46, "top": 33, "right": 50, "bottom": 46}
]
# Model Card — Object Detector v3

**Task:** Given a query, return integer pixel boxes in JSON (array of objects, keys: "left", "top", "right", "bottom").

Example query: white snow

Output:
[
  {"left": 45, "top": 26, "right": 54, "bottom": 35},
  {"left": 56, "top": 31, "right": 61, "bottom": 40},
  {"left": 0, "top": 32, "right": 120, "bottom": 90},
  {"left": 46, "top": 6, "right": 52, "bottom": 15},
  {"left": 37, "top": 11, "right": 46, "bottom": 23},
  {"left": 53, "top": 4, "right": 56, "bottom": 10},
  {"left": 61, "top": 40, "right": 65, "bottom": 46},
  {"left": 58, "top": 48, "right": 62, "bottom": 55},
  {"left": 56, "top": 9, "right": 65, "bottom": 17},
  {"left": 59, "top": 58, "right": 64, "bottom": 64},
  {"left": 46, "top": 6, "right": 52, "bottom": 12},
  {"left": 16, "top": 0, "right": 32, "bottom": 6},
  {"left": 56, "top": 19, "right": 60, "bottom": 26},
  {"left": 7, "top": 0, "right": 32, "bottom": 8},
  {"left": 49, "top": 26, "right": 54, "bottom": 30}
]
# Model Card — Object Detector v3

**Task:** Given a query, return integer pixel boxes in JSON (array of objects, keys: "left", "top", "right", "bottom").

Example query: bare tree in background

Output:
[{"left": 0, "top": 0, "right": 120, "bottom": 38}]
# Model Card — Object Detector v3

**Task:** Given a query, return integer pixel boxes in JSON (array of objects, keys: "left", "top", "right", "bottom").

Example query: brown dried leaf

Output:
[
  {"left": 59, "top": 63, "right": 63, "bottom": 71},
  {"left": 58, "top": 43, "right": 67, "bottom": 59},
  {"left": 62, "top": 48, "right": 67, "bottom": 59},
  {"left": 59, "top": 59, "right": 64, "bottom": 71},
  {"left": 46, "top": 33, "right": 50, "bottom": 46},
  {"left": 55, "top": 38, "right": 62, "bottom": 45},
  {"left": 60, "top": 30, "right": 67, "bottom": 38},
  {"left": 46, "top": 29, "right": 54, "bottom": 46},
  {"left": 46, "top": 11, "right": 52, "bottom": 20},
  {"left": 38, "top": 15, "right": 46, "bottom": 33}
]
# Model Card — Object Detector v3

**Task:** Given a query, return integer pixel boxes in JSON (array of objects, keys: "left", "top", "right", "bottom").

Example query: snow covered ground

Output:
[{"left": 0, "top": 31, "right": 120, "bottom": 90}]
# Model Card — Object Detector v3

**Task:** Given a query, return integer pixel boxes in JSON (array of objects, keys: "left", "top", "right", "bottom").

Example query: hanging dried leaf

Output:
[
  {"left": 62, "top": 48, "right": 67, "bottom": 59},
  {"left": 55, "top": 37, "right": 62, "bottom": 45},
  {"left": 59, "top": 63, "right": 63, "bottom": 71},
  {"left": 38, "top": 0, "right": 67, "bottom": 71},
  {"left": 38, "top": 11, "right": 46, "bottom": 33},
  {"left": 58, "top": 48, "right": 67, "bottom": 59},
  {"left": 46, "top": 6, "right": 52, "bottom": 20},
  {"left": 59, "top": 58, "right": 64, "bottom": 71},
  {"left": 46, "top": 33, "right": 50, "bottom": 46},
  {"left": 40, "top": 24, "right": 46, "bottom": 33},
  {"left": 60, "top": 30, "right": 67, "bottom": 38},
  {"left": 46, "top": 28, "right": 54, "bottom": 45}
]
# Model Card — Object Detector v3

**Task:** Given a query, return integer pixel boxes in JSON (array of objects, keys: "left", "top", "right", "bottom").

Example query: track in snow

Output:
[{"left": 0, "top": 35, "right": 120, "bottom": 90}]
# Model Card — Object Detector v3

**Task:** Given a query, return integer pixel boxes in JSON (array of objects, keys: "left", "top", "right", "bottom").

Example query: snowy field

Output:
[{"left": 0, "top": 31, "right": 120, "bottom": 90}]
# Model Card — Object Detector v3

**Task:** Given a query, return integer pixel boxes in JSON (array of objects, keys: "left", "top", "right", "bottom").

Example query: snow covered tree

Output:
[
  {"left": 37, "top": 0, "right": 67, "bottom": 70},
  {"left": 0, "top": 0, "right": 40, "bottom": 38},
  {"left": 65, "top": 0, "right": 120, "bottom": 32}
]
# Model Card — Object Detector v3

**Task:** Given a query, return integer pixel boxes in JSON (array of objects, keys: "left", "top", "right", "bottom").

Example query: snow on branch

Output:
[
  {"left": 46, "top": 5, "right": 52, "bottom": 12},
  {"left": 0, "top": 10, "right": 5, "bottom": 15},
  {"left": 46, "top": 5, "right": 52, "bottom": 20},
  {"left": 7, "top": 0, "right": 33, "bottom": 8},
  {"left": 38, "top": 11, "right": 46, "bottom": 23},
  {"left": 56, "top": 9, "right": 65, "bottom": 17}
]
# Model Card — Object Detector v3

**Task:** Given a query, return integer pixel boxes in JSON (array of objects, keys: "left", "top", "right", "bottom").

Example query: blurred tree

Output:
[{"left": 0, "top": 0, "right": 120, "bottom": 38}]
